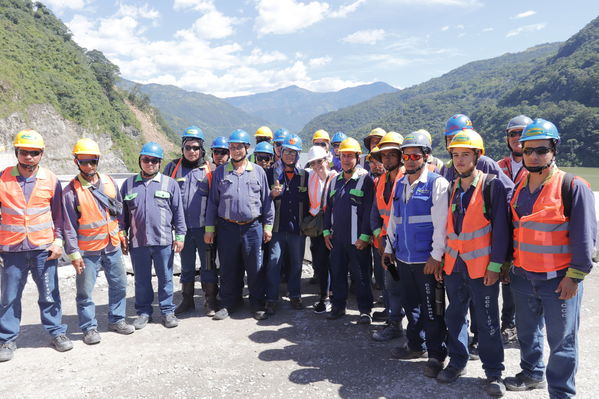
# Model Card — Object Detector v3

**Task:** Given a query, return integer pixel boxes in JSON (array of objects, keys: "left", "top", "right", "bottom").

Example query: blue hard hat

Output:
[
  {"left": 229, "top": 129, "right": 251, "bottom": 145},
  {"left": 444, "top": 114, "right": 473, "bottom": 136},
  {"left": 282, "top": 134, "right": 302, "bottom": 152},
  {"left": 331, "top": 131, "right": 348, "bottom": 144},
  {"left": 140, "top": 142, "right": 164, "bottom": 159},
  {"left": 520, "top": 118, "right": 560, "bottom": 144},
  {"left": 211, "top": 136, "right": 228, "bottom": 149},
  {"left": 182, "top": 125, "right": 205, "bottom": 141},
  {"left": 506, "top": 115, "right": 533, "bottom": 132},
  {"left": 400, "top": 131, "right": 432, "bottom": 153},
  {"left": 273, "top": 128, "right": 290, "bottom": 143},
  {"left": 254, "top": 141, "right": 274, "bottom": 155}
]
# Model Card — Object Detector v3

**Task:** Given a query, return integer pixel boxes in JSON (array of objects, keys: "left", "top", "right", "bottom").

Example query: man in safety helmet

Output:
[
  {"left": 163, "top": 127, "right": 218, "bottom": 317},
  {"left": 272, "top": 128, "right": 289, "bottom": 164},
  {"left": 249, "top": 126, "right": 273, "bottom": 163},
  {"left": 382, "top": 130, "right": 449, "bottom": 378},
  {"left": 0, "top": 129, "right": 72, "bottom": 362},
  {"left": 415, "top": 129, "right": 443, "bottom": 173},
  {"left": 210, "top": 136, "right": 229, "bottom": 171},
  {"left": 253, "top": 141, "right": 275, "bottom": 170},
  {"left": 438, "top": 130, "right": 512, "bottom": 397},
  {"left": 369, "top": 132, "right": 406, "bottom": 341},
  {"left": 121, "top": 142, "right": 186, "bottom": 330},
  {"left": 330, "top": 131, "right": 347, "bottom": 172},
  {"left": 504, "top": 119, "right": 596, "bottom": 398},
  {"left": 360, "top": 127, "right": 386, "bottom": 171},
  {"left": 205, "top": 129, "right": 274, "bottom": 321},
  {"left": 265, "top": 134, "right": 309, "bottom": 314},
  {"left": 323, "top": 138, "right": 374, "bottom": 323},
  {"left": 62, "top": 138, "right": 134, "bottom": 345}
]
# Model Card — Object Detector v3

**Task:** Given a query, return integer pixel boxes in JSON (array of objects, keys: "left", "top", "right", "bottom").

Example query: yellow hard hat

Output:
[
  {"left": 415, "top": 129, "right": 432, "bottom": 145},
  {"left": 338, "top": 137, "right": 362, "bottom": 154},
  {"left": 72, "top": 138, "right": 101, "bottom": 156},
  {"left": 368, "top": 145, "right": 381, "bottom": 162},
  {"left": 312, "top": 129, "right": 330, "bottom": 142},
  {"left": 255, "top": 126, "right": 273, "bottom": 139},
  {"left": 447, "top": 129, "right": 485, "bottom": 155},
  {"left": 378, "top": 132, "right": 404, "bottom": 151},
  {"left": 364, "top": 127, "right": 386, "bottom": 149},
  {"left": 14, "top": 129, "right": 45, "bottom": 149}
]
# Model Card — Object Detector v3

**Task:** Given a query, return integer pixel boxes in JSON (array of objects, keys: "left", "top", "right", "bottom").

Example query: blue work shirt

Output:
[
  {"left": 163, "top": 159, "right": 210, "bottom": 229},
  {"left": 266, "top": 167, "right": 309, "bottom": 234},
  {"left": 0, "top": 166, "right": 63, "bottom": 252},
  {"left": 120, "top": 173, "right": 186, "bottom": 248},
  {"left": 512, "top": 167, "right": 596, "bottom": 280},
  {"left": 205, "top": 160, "right": 274, "bottom": 232},
  {"left": 441, "top": 155, "right": 514, "bottom": 199}
]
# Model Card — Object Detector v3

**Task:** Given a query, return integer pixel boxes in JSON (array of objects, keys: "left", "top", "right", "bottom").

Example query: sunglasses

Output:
[
  {"left": 77, "top": 159, "right": 99, "bottom": 166},
  {"left": 507, "top": 130, "right": 523, "bottom": 138},
  {"left": 332, "top": 143, "right": 340, "bottom": 148},
  {"left": 141, "top": 157, "right": 161, "bottom": 164},
  {"left": 184, "top": 145, "right": 201, "bottom": 152},
  {"left": 18, "top": 149, "right": 41, "bottom": 157},
  {"left": 523, "top": 146, "right": 553, "bottom": 156},
  {"left": 256, "top": 155, "right": 272, "bottom": 162},
  {"left": 402, "top": 153, "right": 423, "bottom": 161},
  {"left": 213, "top": 149, "right": 228, "bottom": 155},
  {"left": 313, "top": 142, "right": 328, "bottom": 148}
]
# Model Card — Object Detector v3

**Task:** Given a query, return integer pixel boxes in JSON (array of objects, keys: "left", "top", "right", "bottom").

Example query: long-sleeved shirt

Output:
[
  {"left": 164, "top": 159, "right": 210, "bottom": 229},
  {"left": 370, "top": 172, "right": 400, "bottom": 237},
  {"left": 0, "top": 166, "right": 63, "bottom": 252},
  {"left": 441, "top": 155, "right": 514, "bottom": 199},
  {"left": 62, "top": 174, "right": 121, "bottom": 260},
  {"left": 205, "top": 160, "right": 274, "bottom": 232},
  {"left": 266, "top": 167, "right": 309, "bottom": 234},
  {"left": 323, "top": 167, "right": 374, "bottom": 244},
  {"left": 512, "top": 167, "right": 596, "bottom": 281},
  {"left": 449, "top": 172, "right": 512, "bottom": 274},
  {"left": 384, "top": 168, "right": 449, "bottom": 262},
  {"left": 120, "top": 173, "right": 186, "bottom": 248}
]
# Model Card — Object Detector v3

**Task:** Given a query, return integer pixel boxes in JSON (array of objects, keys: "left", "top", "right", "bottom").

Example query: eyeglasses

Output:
[
  {"left": 402, "top": 153, "right": 423, "bottom": 161},
  {"left": 313, "top": 142, "right": 328, "bottom": 148},
  {"left": 523, "top": 146, "right": 553, "bottom": 156},
  {"left": 77, "top": 159, "right": 99, "bottom": 166},
  {"left": 18, "top": 149, "right": 41, "bottom": 157},
  {"left": 282, "top": 148, "right": 297, "bottom": 156},
  {"left": 141, "top": 157, "right": 161, "bottom": 164},
  {"left": 507, "top": 130, "right": 523, "bottom": 138},
  {"left": 184, "top": 145, "right": 201, "bottom": 152},
  {"left": 256, "top": 155, "right": 272, "bottom": 162},
  {"left": 213, "top": 149, "right": 228, "bottom": 155}
]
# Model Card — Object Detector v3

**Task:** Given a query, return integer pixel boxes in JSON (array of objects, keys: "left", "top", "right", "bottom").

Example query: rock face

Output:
[{"left": 0, "top": 103, "right": 128, "bottom": 173}]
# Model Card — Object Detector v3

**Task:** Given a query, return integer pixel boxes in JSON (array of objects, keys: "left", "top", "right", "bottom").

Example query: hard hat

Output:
[
  {"left": 312, "top": 129, "right": 330, "bottom": 142},
  {"left": 520, "top": 118, "right": 560, "bottom": 144},
  {"left": 140, "top": 142, "right": 164, "bottom": 159},
  {"left": 506, "top": 115, "right": 533, "bottom": 133},
  {"left": 338, "top": 137, "right": 362, "bottom": 154},
  {"left": 254, "top": 141, "right": 274, "bottom": 155},
  {"left": 211, "top": 136, "right": 229, "bottom": 149},
  {"left": 182, "top": 125, "right": 205, "bottom": 141},
  {"left": 368, "top": 146, "right": 381, "bottom": 162},
  {"left": 444, "top": 114, "right": 473, "bottom": 136},
  {"left": 72, "top": 138, "right": 101, "bottom": 156},
  {"left": 400, "top": 131, "right": 433, "bottom": 153},
  {"left": 229, "top": 129, "right": 251, "bottom": 145},
  {"left": 255, "top": 126, "right": 273, "bottom": 139},
  {"left": 282, "top": 134, "right": 302, "bottom": 152},
  {"left": 447, "top": 129, "right": 485, "bottom": 155},
  {"left": 273, "top": 128, "right": 290, "bottom": 143},
  {"left": 14, "top": 129, "right": 45, "bottom": 149},
  {"left": 304, "top": 145, "right": 328, "bottom": 167},
  {"left": 378, "top": 132, "right": 404, "bottom": 151},
  {"left": 363, "top": 127, "right": 386, "bottom": 149},
  {"left": 331, "top": 131, "right": 348, "bottom": 144},
  {"left": 415, "top": 129, "right": 432, "bottom": 145}
]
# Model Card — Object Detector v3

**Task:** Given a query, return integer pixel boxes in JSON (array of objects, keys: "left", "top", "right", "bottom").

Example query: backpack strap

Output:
[{"left": 561, "top": 172, "right": 575, "bottom": 218}]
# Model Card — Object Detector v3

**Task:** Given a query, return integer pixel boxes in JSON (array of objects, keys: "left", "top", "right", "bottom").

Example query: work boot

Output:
[
  {"left": 175, "top": 282, "right": 195, "bottom": 315},
  {"left": 162, "top": 313, "right": 179, "bottom": 328},
  {"left": 372, "top": 309, "right": 389, "bottom": 321},
  {"left": 357, "top": 313, "right": 372, "bottom": 325},
  {"left": 133, "top": 314, "right": 151, "bottom": 330},
  {"left": 213, "top": 308, "right": 229, "bottom": 320},
  {"left": 313, "top": 299, "right": 331, "bottom": 314},
  {"left": 108, "top": 319, "right": 135, "bottom": 335},
  {"left": 265, "top": 301, "right": 277, "bottom": 315},
  {"left": 437, "top": 365, "right": 466, "bottom": 384},
  {"left": 82, "top": 329, "right": 101, "bottom": 345},
  {"left": 391, "top": 346, "right": 427, "bottom": 359},
  {"left": 372, "top": 320, "right": 403, "bottom": 341},
  {"left": 202, "top": 282, "right": 218, "bottom": 317},
  {"left": 504, "top": 372, "right": 546, "bottom": 392},
  {"left": 51, "top": 334, "right": 73, "bottom": 352},
  {"left": 423, "top": 358, "right": 444, "bottom": 378},
  {"left": 290, "top": 298, "right": 304, "bottom": 310},
  {"left": 326, "top": 307, "right": 346, "bottom": 320},
  {"left": 485, "top": 377, "right": 507, "bottom": 397},
  {"left": 0, "top": 341, "right": 17, "bottom": 362}
]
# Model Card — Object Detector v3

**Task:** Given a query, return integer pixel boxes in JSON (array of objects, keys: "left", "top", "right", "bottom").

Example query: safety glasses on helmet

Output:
[{"left": 523, "top": 146, "right": 552, "bottom": 156}]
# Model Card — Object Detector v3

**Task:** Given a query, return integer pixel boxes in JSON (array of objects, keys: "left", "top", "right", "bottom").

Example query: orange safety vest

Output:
[
  {"left": 511, "top": 170, "right": 575, "bottom": 273},
  {"left": 444, "top": 173, "right": 492, "bottom": 279},
  {"left": 308, "top": 172, "right": 333, "bottom": 215},
  {"left": 170, "top": 158, "right": 212, "bottom": 188},
  {"left": 0, "top": 166, "right": 56, "bottom": 247},
  {"left": 498, "top": 156, "right": 528, "bottom": 185},
  {"left": 375, "top": 168, "right": 404, "bottom": 238},
  {"left": 73, "top": 173, "right": 121, "bottom": 251}
]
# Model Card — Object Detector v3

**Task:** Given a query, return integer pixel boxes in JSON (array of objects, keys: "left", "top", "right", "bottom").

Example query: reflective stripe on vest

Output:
[
  {"left": 158, "top": 176, "right": 172, "bottom": 245},
  {"left": 510, "top": 170, "right": 572, "bottom": 272},
  {"left": 498, "top": 156, "right": 528, "bottom": 185},
  {"left": 351, "top": 173, "right": 367, "bottom": 243},
  {"left": 375, "top": 169, "right": 404, "bottom": 238},
  {"left": 73, "top": 173, "right": 120, "bottom": 251},
  {"left": 0, "top": 166, "right": 56, "bottom": 247},
  {"left": 444, "top": 173, "right": 492, "bottom": 278}
]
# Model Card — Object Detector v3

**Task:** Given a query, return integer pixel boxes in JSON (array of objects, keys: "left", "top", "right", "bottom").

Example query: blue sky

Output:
[{"left": 43, "top": 0, "right": 599, "bottom": 97}]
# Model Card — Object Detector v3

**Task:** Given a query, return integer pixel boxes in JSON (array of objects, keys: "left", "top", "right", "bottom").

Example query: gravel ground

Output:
[{"left": 0, "top": 262, "right": 597, "bottom": 399}]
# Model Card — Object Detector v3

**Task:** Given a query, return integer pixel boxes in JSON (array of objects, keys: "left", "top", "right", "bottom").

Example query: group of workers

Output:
[{"left": 0, "top": 114, "right": 594, "bottom": 399}]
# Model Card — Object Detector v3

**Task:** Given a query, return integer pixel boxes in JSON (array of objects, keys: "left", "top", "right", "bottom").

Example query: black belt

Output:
[{"left": 221, "top": 217, "right": 258, "bottom": 225}]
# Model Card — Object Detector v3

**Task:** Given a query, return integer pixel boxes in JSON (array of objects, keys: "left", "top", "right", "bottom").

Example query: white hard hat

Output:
[{"left": 305, "top": 145, "right": 328, "bottom": 167}]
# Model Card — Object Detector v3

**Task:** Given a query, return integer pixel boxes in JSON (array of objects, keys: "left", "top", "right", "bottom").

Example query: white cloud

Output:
[
  {"left": 173, "top": 0, "right": 214, "bottom": 12},
  {"left": 185, "top": 10, "right": 237, "bottom": 39},
  {"left": 309, "top": 56, "right": 332, "bottom": 67},
  {"left": 362, "top": 54, "right": 413, "bottom": 67},
  {"left": 255, "top": 0, "right": 330, "bottom": 36},
  {"left": 343, "top": 29, "right": 385, "bottom": 45},
  {"left": 506, "top": 23, "right": 546, "bottom": 37},
  {"left": 456, "top": 24, "right": 464, "bottom": 30},
  {"left": 116, "top": 3, "right": 160, "bottom": 20},
  {"left": 441, "top": 26, "right": 449, "bottom": 31},
  {"left": 482, "top": 27, "right": 494, "bottom": 32},
  {"left": 41, "top": 0, "right": 92, "bottom": 11},
  {"left": 246, "top": 49, "right": 288, "bottom": 65},
  {"left": 391, "top": 0, "right": 481, "bottom": 6},
  {"left": 513, "top": 10, "right": 536, "bottom": 19},
  {"left": 330, "top": 0, "right": 367, "bottom": 18}
]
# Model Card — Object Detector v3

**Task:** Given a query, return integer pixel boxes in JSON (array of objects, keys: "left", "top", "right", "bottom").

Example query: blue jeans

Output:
[
  {"left": 130, "top": 245, "right": 175, "bottom": 316},
  {"left": 511, "top": 270, "right": 582, "bottom": 399},
  {"left": 76, "top": 248, "right": 128, "bottom": 332},
  {"left": 384, "top": 266, "right": 405, "bottom": 323},
  {"left": 180, "top": 227, "right": 217, "bottom": 284},
  {"left": 501, "top": 282, "right": 516, "bottom": 329},
  {"left": 266, "top": 232, "right": 304, "bottom": 302},
  {"left": 329, "top": 238, "right": 373, "bottom": 314},
  {"left": 0, "top": 250, "right": 67, "bottom": 341},
  {"left": 217, "top": 219, "right": 264, "bottom": 309},
  {"left": 310, "top": 236, "right": 330, "bottom": 299},
  {"left": 398, "top": 260, "right": 447, "bottom": 361},
  {"left": 444, "top": 271, "right": 504, "bottom": 377}
]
